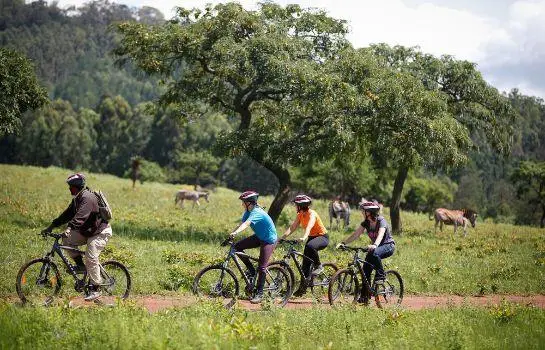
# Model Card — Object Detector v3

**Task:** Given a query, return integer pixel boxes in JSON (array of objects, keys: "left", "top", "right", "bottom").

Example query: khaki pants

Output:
[{"left": 62, "top": 224, "right": 112, "bottom": 285}]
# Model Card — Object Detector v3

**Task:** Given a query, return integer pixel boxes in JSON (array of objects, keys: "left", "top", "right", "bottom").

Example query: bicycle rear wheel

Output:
[
  {"left": 374, "top": 270, "right": 404, "bottom": 309},
  {"left": 100, "top": 260, "right": 131, "bottom": 300},
  {"left": 263, "top": 265, "right": 292, "bottom": 307},
  {"left": 328, "top": 268, "right": 358, "bottom": 306},
  {"left": 16, "top": 258, "right": 61, "bottom": 305},
  {"left": 310, "top": 262, "right": 338, "bottom": 303},
  {"left": 193, "top": 265, "right": 239, "bottom": 308}
]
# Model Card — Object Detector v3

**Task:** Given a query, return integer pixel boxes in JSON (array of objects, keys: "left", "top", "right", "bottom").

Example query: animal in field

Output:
[
  {"left": 329, "top": 199, "right": 350, "bottom": 229},
  {"left": 430, "top": 208, "right": 478, "bottom": 236},
  {"left": 175, "top": 190, "right": 209, "bottom": 208}
]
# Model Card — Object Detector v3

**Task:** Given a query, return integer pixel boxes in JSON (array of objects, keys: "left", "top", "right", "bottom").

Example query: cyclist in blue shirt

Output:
[{"left": 229, "top": 191, "right": 277, "bottom": 303}]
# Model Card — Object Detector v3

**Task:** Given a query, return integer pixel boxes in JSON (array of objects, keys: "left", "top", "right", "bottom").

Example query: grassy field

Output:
[{"left": 1, "top": 164, "right": 544, "bottom": 349}]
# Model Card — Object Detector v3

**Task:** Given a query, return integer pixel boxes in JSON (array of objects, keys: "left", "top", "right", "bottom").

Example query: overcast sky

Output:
[{"left": 57, "top": 0, "right": 545, "bottom": 99}]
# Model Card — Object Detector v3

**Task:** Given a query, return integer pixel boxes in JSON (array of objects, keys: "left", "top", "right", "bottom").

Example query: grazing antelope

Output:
[
  {"left": 329, "top": 199, "right": 350, "bottom": 229},
  {"left": 431, "top": 208, "right": 478, "bottom": 236},
  {"left": 175, "top": 190, "right": 209, "bottom": 208}
]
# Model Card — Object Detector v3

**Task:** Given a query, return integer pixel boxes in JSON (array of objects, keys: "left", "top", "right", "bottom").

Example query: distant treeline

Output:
[{"left": 0, "top": 0, "right": 544, "bottom": 226}]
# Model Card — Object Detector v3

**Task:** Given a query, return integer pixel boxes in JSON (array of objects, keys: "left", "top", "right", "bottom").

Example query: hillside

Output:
[
  {"left": 1, "top": 164, "right": 543, "bottom": 298},
  {"left": 1, "top": 164, "right": 545, "bottom": 348}
]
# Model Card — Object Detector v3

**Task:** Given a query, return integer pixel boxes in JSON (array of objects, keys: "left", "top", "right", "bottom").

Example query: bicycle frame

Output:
[
  {"left": 41, "top": 233, "right": 113, "bottom": 288},
  {"left": 345, "top": 248, "right": 377, "bottom": 297},
  {"left": 279, "top": 242, "right": 316, "bottom": 279},
  {"left": 219, "top": 239, "right": 282, "bottom": 293}
]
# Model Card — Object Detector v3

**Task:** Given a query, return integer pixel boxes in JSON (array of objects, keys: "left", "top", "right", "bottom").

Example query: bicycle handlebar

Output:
[
  {"left": 39, "top": 231, "right": 63, "bottom": 239},
  {"left": 278, "top": 239, "right": 301, "bottom": 245},
  {"left": 337, "top": 244, "right": 369, "bottom": 252},
  {"left": 220, "top": 237, "right": 234, "bottom": 247}
]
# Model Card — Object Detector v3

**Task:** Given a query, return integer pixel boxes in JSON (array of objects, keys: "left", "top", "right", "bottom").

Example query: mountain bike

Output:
[
  {"left": 270, "top": 239, "right": 337, "bottom": 302},
  {"left": 16, "top": 232, "right": 131, "bottom": 305},
  {"left": 328, "top": 244, "right": 403, "bottom": 308},
  {"left": 192, "top": 237, "right": 292, "bottom": 308}
]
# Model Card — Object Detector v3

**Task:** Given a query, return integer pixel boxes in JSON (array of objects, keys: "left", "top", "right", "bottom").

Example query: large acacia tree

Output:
[
  {"left": 0, "top": 48, "right": 47, "bottom": 134},
  {"left": 114, "top": 2, "right": 366, "bottom": 221},
  {"left": 362, "top": 45, "right": 515, "bottom": 232}
]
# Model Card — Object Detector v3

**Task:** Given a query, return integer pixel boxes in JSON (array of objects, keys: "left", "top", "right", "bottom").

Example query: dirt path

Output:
[{"left": 67, "top": 294, "right": 545, "bottom": 313}]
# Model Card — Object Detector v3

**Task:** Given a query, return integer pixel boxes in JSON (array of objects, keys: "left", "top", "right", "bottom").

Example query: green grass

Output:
[
  {"left": 1, "top": 164, "right": 543, "bottom": 297},
  {"left": 1, "top": 164, "right": 545, "bottom": 349},
  {"left": 1, "top": 301, "right": 544, "bottom": 349}
]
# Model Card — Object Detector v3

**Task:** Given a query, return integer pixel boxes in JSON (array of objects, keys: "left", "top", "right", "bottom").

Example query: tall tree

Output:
[
  {"left": 361, "top": 45, "right": 515, "bottom": 232},
  {"left": 511, "top": 160, "right": 545, "bottom": 227},
  {"left": 114, "top": 2, "right": 354, "bottom": 221},
  {"left": 0, "top": 48, "right": 47, "bottom": 134}
]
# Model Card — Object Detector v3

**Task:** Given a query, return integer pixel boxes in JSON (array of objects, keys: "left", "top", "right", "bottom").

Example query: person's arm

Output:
[
  {"left": 229, "top": 220, "right": 252, "bottom": 237},
  {"left": 299, "top": 212, "right": 316, "bottom": 242},
  {"left": 49, "top": 200, "right": 76, "bottom": 229},
  {"left": 368, "top": 227, "right": 385, "bottom": 251},
  {"left": 337, "top": 225, "right": 365, "bottom": 247},
  {"left": 281, "top": 217, "right": 300, "bottom": 239}
]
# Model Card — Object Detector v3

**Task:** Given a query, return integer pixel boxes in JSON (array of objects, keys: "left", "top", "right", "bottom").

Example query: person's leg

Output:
[
  {"left": 367, "top": 244, "right": 395, "bottom": 281},
  {"left": 62, "top": 230, "right": 87, "bottom": 267},
  {"left": 85, "top": 225, "right": 113, "bottom": 286},
  {"left": 252, "top": 241, "right": 276, "bottom": 302},
  {"left": 234, "top": 235, "right": 261, "bottom": 275},
  {"left": 302, "top": 236, "right": 319, "bottom": 278},
  {"left": 303, "top": 235, "right": 329, "bottom": 277}
]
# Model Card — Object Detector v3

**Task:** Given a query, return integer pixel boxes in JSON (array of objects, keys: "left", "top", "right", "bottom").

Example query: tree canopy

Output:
[{"left": 0, "top": 47, "right": 47, "bottom": 134}]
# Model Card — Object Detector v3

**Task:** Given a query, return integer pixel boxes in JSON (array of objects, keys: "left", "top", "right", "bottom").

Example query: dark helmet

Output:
[
  {"left": 239, "top": 190, "right": 259, "bottom": 203},
  {"left": 293, "top": 194, "right": 312, "bottom": 207},
  {"left": 359, "top": 201, "right": 380, "bottom": 214},
  {"left": 66, "top": 173, "right": 86, "bottom": 188}
]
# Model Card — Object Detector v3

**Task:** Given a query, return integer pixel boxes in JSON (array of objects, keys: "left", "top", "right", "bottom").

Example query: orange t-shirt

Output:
[{"left": 297, "top": 209, "right": 327, "bottom": 237}]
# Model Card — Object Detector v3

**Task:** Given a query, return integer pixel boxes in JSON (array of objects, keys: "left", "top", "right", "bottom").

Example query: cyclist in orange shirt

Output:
[{"left": 280, "top": 194, "right": 329, "bottom": 296}]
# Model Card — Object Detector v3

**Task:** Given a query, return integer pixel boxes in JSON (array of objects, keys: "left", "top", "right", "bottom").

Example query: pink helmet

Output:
[
  {"left": 359, "top": 201, "right": 380, "bottom": 213},
  {"left": 293, "top": 194, "right": 312, "bottom": 206},
  {"left": 239, "top": 190, "right": 259, "bottom": 203}
]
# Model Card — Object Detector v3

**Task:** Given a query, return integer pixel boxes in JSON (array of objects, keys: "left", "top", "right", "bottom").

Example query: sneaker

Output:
[
  {"left": 84, "top": 290, "right": 101, "bottom": 301},
  {"left": 250, "top": 294, "right": 263, "bottom": 304},
  {"left": 311, "top": 264, "right": 324, "bottom": 276}
]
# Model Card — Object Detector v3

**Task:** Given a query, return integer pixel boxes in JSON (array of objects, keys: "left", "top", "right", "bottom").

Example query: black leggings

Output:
[
  {"left": 302, "top": 234, "right": 329, "bottom": 278},
  {"left": 234, "top": 235, "right": 276, "bottom": 294}
]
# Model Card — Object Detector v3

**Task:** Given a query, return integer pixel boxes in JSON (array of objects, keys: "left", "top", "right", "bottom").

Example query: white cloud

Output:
[{"left": 53, "top": 0, "right": 545, "bottom": 98}]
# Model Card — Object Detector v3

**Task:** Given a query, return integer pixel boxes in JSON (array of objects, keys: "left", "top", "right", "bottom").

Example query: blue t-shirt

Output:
[{"left": 241, "top": 207, "right": 277, "bottom": 244}]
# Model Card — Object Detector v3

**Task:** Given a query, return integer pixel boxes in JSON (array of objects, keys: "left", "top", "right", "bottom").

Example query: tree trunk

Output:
[
  {"left": 390, "top": 166, "right": 409, "bottom": 234},
  {"left": 539, "top": 204, "right": 545, "bottom": 228},
  {"left": 266, "top": 167, "right": 291, "bottom": 223}
]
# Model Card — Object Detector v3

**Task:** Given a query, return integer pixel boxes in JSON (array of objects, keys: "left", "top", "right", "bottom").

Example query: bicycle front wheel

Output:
[
  {"left": 193, "top": 265, "right": 239, "bottom": 308},
  {"left": 264, "top": 265, "right": 292, "bottom": 307},
  {"left": 374, "top": 270, "right": 404, "bottom": 309},
  {"left": 328, "top": 268, "right": 358, "bottom": 306},
  {"left": 16, "top": 258, "right": 61, "bottom": 306},
  {"left": 100, "top": 260, "right": 131, "bottom": 300},
  {"left": 310, "top": 262, "right": 338, "bottom": 303}
]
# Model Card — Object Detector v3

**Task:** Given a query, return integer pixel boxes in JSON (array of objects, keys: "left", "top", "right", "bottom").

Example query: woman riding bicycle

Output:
[
  {"left": 280, "top": 194, "right": 329, "bottom": 296},
  {"left": 229, "top": 191, "right": 277, "bottom": 304},
  {"left": 338, "top": 201, "right": 395, "bottom": 287}
]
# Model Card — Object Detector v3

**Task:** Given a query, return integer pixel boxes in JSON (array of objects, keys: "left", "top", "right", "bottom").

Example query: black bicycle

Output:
[
  {"left": 192, "top": 237, "right": 292, "bottom": 308},
  {"left": 16, "top": 232, "right": 131, "bottom": 305},
  {"left": 270, "top": 239, "right": 337, "bottom": 302},
  {"left": 328, "top": 244, "right": 403, "bottom": 308}
]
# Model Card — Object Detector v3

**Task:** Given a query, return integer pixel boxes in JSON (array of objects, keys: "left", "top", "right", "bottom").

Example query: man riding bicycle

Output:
[
  {"left": 281, "top": 194, "right": 329, "bottom": 296},
  {"left": 41, "top": 173, "right": 112, "bottom": 301},
  {"left": 229, "top": 191, "right": 277, "bottom": 304},
  {"left": 338, "top": 201, "right": 395, "bottom": 291}
]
